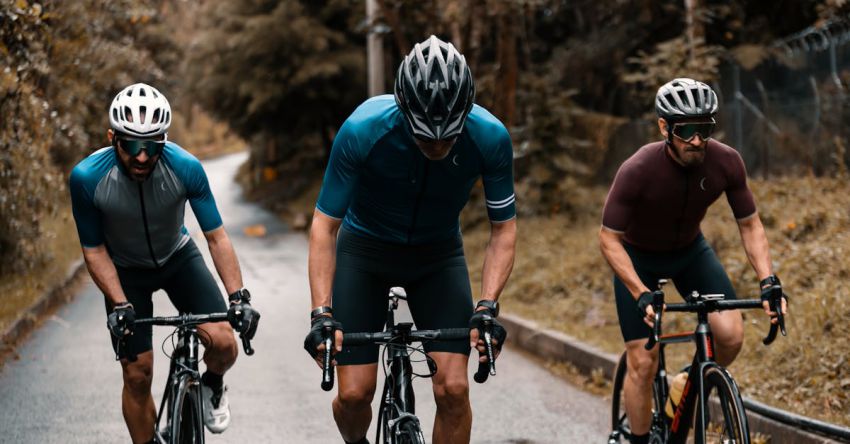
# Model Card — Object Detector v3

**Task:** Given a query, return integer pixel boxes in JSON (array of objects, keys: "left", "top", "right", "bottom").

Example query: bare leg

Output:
[
  {"left": 430, "top": 352, "right": 472, "bottom": 444},
  {"left": 121, "top": 351, "right": 156, "bottom": 443},
  {"left": 708, "top": 310, "right": 744, "bottom": 367},
  {"left": 333, "top": 364, "right": 378, "bottom": 443},
  {"left": 623, "top": 339, "right": 659, "bottom": 436},
  {"left": 198, "top": 321, "right": 238, "bottom": 374}
]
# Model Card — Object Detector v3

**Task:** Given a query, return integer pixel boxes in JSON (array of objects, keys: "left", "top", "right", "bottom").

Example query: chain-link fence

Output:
[{"left": 715, "top": 17, "right": 850, "bottom": 178}]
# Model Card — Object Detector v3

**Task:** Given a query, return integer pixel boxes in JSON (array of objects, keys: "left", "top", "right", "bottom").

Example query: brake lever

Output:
[
  {"left": 240, "top": 335, "right": 254, "bottom": 356},
  {"left": 762, "top": 294, "right": 787, "bottom": 344},
  {"left": 320, "top": 323, "right": 335, "bottom": 391},
  {"left": 644, "top": 291, "right": 664, "bottom": 350},
  {"left": 473, "top": 318, "right": 496, "bottom": 383}
]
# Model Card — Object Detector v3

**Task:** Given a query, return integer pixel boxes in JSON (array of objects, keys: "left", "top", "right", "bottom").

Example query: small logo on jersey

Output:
[
  {"left": 699, "top": 177, "right": 707, "bottom": 191},
  {"left": 451, "top": 154, "right": 460, "bottom": 167},
  {"left": 161, "top": 182, "right": 167, "bottom": 192}
]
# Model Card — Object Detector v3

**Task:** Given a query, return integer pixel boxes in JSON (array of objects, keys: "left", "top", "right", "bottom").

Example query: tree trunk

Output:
[
  {"left": 684, "top": 0, "right": 705, "bottom": 61},
  {"left": 375, "top": 0, "right": 410, "bottom": 56}
]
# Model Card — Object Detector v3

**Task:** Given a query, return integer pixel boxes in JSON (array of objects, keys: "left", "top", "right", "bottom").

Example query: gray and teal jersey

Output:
[
  {"left": 69, "top": 142, "right": 223, "bottom": 269},
  {"left": 316, "top": 94, "right": 516, "bottom": 245}
]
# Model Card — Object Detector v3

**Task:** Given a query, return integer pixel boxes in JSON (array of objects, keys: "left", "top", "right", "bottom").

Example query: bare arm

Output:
[
  {"left": 480, "top": 218, "right": 517, "bottom": 302},
  {"left": 308, "top": 210, "right": 343, "bottom": 309},
  {"left": 599, "top": 227, "right": 650, "bottom": 298},
  {"left": 204, "top": 226, "right": 243, "bottom": 295},
  {"left": 737, "top": 213, "right": 788, "bottom": 317},
  {"left": 82, "top": 245, "right": 128, "bottom": 306},
  {"left": 736, "top": 214, "right": 772, "bottom": 280}
]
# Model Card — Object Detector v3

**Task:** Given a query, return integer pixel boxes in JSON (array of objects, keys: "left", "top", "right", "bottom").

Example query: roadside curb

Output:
[
  {"left": 500, "top": 313, "right": 847, "bottom": 444},
  {"left": 1, "top": 258, "right": 86, "bottom": 358}
]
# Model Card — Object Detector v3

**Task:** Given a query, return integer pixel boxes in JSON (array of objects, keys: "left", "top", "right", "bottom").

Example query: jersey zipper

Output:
[
  {"left": 407, "top": 161, "right": 430, "bottom": 244},
  {"left": 138, "top": 182, "right": 161, "bottom": 268}
]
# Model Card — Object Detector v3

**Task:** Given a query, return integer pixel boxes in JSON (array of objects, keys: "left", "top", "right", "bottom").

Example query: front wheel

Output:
[
  {"left": 169, "top": 376, "right": 205, "bottom": 444},
  {"left": 698, "top": 365, "right": 749, "bottom": 444},
  {"left": 393, "top": 419, "right": 425, "bottom": 444}
]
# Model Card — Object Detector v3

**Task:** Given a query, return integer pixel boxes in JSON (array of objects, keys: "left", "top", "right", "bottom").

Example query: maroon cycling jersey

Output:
[{"left": 602, "top": 140, "right": 756, "bottom": 251}]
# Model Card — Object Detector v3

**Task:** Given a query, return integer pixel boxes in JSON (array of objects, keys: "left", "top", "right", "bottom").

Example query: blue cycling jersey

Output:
[
  {"left": 316, "top": 95, "right": 516, "bottom": 245},
  {"left": 69, "top": 142, "right": 223, "bottom": 268}
]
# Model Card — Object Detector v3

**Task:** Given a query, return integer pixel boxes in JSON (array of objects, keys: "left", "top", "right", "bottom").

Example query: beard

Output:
[
  {"left": 670, "top": 143, "right": 706, "bottom": 167},
  {"left": 127, "top": 159, "right": 157, "bottom": 181}
]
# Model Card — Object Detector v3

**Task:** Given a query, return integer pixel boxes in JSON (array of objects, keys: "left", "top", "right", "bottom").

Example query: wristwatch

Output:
[
  {"left": 310, "top": 306, "right": 333, "bottom": 320},
  {"left": 476, "top": 299, "right": 500, "bottom": 317},
  {"left": 228, "top": 288, "right": 251, "bottom": 304}
]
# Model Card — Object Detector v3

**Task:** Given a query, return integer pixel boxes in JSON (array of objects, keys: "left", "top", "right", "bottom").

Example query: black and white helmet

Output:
[
  {"left": 655, "top": 78, "right": 718, "bottom": 121},
  {"left": 109, "top": 83, "right": 171, "bottom": 138},
  {"left": 394, "top": 35, "right": 475, "bottom": 140}
]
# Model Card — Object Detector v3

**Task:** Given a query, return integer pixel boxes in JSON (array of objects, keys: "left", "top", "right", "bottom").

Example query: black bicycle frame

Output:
[
  {"left": 157, "top": 325, "right": 203, "bottom": 432},
  {"left": 657, "top": 310, "right": 717, "bottom": 444},
  {"left": 649, "top": 294, "right": 769, "bottom": 444},
  {"left": 375, "top": 294, "right": 420, "bottom": 442},
  {"left": 376, "top": 322, "right": 422, "bottom": 442},
  {"left": 322, "top": 287, "right": 493, "bottom": 443}
]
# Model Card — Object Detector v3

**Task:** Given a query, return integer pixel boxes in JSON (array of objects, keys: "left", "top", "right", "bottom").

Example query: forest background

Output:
[{"left": 2, "top": 0, "right": 849, "bottom": 427}]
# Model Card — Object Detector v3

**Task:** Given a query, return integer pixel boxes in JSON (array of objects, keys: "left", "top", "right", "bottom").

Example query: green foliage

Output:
[
  {"left": 186, "top": 0, "right": 367, "bottom": 200},
  {"left": 621, "top": 36, "right": 725, "bottom": 111}
]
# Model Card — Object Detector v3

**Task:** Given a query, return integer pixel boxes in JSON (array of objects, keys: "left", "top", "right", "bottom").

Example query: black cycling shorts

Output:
[
  {"left": 332, "top": 226, "right": 474, "bottom": 366},
  {"left": 104, "top": 239, "right": 228, "bottom": 359},
  {"left": 614, "top": 234, "right": 737, "bottom": 342}
]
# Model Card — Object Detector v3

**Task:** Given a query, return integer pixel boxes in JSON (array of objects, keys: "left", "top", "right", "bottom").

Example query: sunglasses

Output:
[
  {"left": 671, "top": 120, "right": 715, "bottom": 142},
  {"left": 116, "top": 137, "right": 166, "bottom": 157}
]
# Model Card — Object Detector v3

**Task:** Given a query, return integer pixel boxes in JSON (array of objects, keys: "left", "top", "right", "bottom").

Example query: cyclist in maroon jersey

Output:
[{"left": 599, "top": 78, "right": 788, "bottom": 444}]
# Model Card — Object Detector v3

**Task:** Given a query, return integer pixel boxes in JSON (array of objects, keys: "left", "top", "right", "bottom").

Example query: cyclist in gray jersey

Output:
[
  {"left": 69, "top": 83, "right": 259, "bottom": 443},
  {"left": 599, "top": 78, "right": 788, "bottom": 444}
]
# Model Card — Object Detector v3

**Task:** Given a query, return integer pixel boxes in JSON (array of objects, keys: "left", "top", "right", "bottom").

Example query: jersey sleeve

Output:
[
  {"left": 315, "top": 119, "right": 365, "bottom": 219},
  {"left": 602, "top": 162, "right": 641, "bottom": 233},
  {"left": 183, "top": 157, "right": 224, "bottom": 232},
  {"left": 69, "top": 165, "right": 105, "bottom": 248},
  {"left": 481, "top": 126, "right": 516, "bottom": 222},
  {"left": 725, "top": 150, "right": 756, "bottom": 220}
]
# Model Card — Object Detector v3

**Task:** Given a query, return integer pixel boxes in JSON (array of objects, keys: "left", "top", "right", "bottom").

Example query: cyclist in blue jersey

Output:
[
  {"left": 304, "top": 36, "right": 516, "bottom": 444},
  {"left": 69, "top": 83, "right": 259, "bottom": 444}
]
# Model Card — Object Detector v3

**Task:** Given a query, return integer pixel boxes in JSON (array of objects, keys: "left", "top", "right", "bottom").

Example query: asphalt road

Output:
[{"left": 0, "top": 152, "right": 609, "bottom": 443}]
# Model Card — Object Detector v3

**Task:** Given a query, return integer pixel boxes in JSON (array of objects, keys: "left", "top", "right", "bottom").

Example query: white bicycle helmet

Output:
[
  {"left": 109, "top": 83, "right": 171, "bottom": 138},
  {"left": 655, "top": 78, "right": 718, "bottom": 121}
]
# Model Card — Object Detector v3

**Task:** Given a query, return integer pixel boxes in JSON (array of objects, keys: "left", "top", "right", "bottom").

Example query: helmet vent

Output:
[
  {"left": 112, "top": 108, "right": 119, "bottom": 122},
  {"left": 151, "top": 108, "right": 161, "bottom": 124},
  {"left": 139, "top": 88, "right": 146, "bottom": 97},
  {"left": 124, "top": 106, "right": 133, "bottom": 123},
  {"left": 139, "top": 106, "right": 147, "bottom": 124}
]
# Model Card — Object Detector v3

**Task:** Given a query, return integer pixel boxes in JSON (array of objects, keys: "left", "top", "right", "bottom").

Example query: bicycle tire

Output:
[
  {"left": 394, "top": 419, "right": 426, "bottom": 444},
  {"left": 170, "top": 376, "right": 205, "bottom": 444},
  {"left": 698, "top": 365, "right": 749, "bottom": 444},
  {"left": 610, "top": 351, "right": 631, "bottom": 438}
]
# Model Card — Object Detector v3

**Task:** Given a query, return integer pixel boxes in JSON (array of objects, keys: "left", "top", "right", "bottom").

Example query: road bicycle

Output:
[
  {"left": 119, "top": 313, "right": 255, "bottom": 444},
  {"left": 608, "top": 279, "right": 786, "bottom": 444},
  {"left": 319, "top": 287, "right": 497, "bottom": 444}
]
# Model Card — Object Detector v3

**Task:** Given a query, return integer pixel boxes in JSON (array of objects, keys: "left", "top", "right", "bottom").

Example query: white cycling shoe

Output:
[{"left": 201, "top": 384, "right": 231, "bottom": 433}]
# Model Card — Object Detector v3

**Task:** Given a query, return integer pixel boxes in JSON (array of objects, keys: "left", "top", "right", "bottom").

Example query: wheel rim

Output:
[{"left": 702, "top": 367, "right": 748, "bottom": 444}]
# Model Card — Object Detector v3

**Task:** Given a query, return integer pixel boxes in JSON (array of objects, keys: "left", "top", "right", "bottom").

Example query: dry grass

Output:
[
  {"left": 463, "top": 176, "right": 850, "bottom": 427},
  {"left": 0, "top": 205, "right": 81, "bottom": 333}
]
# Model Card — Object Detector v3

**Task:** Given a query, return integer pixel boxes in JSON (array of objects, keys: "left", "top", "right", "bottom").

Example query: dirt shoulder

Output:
[{"left": 462, "top": 176, "right": 850, "bottom": 427}]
